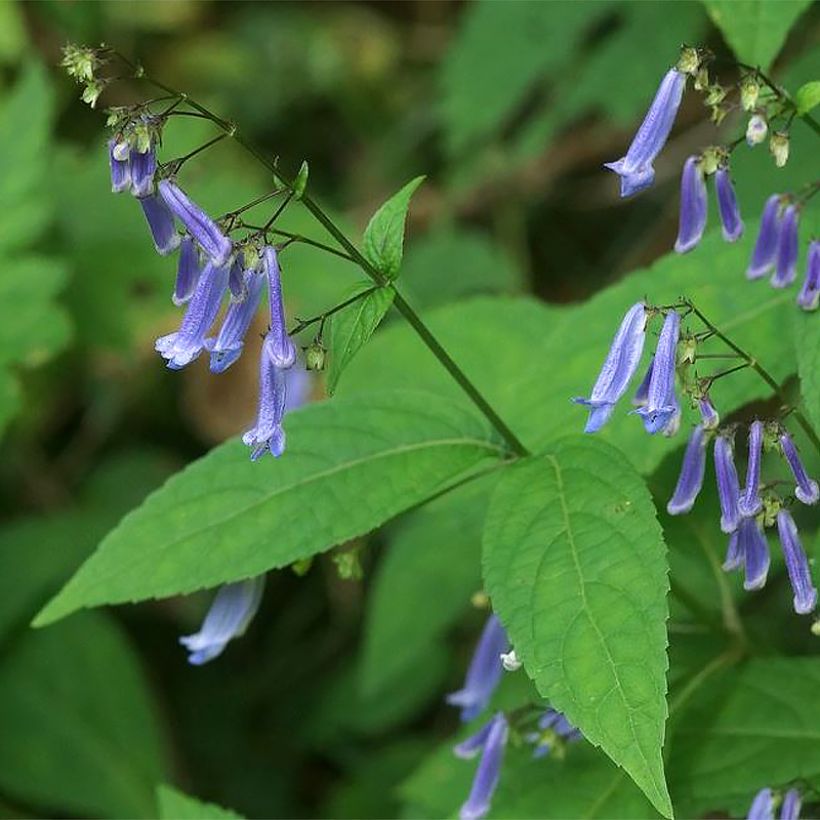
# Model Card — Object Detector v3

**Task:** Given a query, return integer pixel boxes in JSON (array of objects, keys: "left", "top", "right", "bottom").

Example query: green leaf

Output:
[
  {"left": 668, "top": 657, "right": 820, "bottom": 817},
  {"left": 0, "top": 612, "right": 169, "bottom": 817},
  {"left": 326, "top": 281, "right": 394, "bottom": 394},
  {"left": 704, "top": 0, "right": 812, "bottom": 71},
  {"left": 359, "top": 477, "right": 492, "bottom": 697},
  {"left": 795, "top": 79, "right": 820, "bottom": 115},
  {"left": 35, "top": 391, "right": 503, "bottom": 625},
  {"left": 339, "top": 226, "right": 800, "bottom": 476},
  {"left": 483, "top": 437, "right": 671, "bottom": 817},
  {"left": 362, "top": 176, "right": 424, "bottom": 279},
  {"left": 156, "top": 785, "right": 242, "bottom": 819},
  {"left": 795, "top": 311, "right": 820, "bottom": 435}
]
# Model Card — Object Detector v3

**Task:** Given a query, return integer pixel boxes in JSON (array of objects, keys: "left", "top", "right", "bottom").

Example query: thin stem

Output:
[
  {"left": 262, "top": 191, "right": 294, "bottom": 232},
  {"left": 266, "top": 229, "right": 357, "bottom": 262},
  {"left": 166, "top": 132, "right": 227, "bottom": 172},
  {"left": 706, "top": 362, "right": 751, "bottom": 383},
  {"left": 685, "top": 298, "right": 820, "bottom": 455},
  {"left": 225, "top": 189, "right": 286, "bottom": 220},
  {"left": 116, "top": 53, "right": 529, "bottom": 457},
  {"left": 289, "top": 286, "right": 379, "bottom": 336}
]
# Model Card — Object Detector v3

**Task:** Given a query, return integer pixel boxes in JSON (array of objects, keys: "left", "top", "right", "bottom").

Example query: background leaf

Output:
[
  {"left": 35, "top": 391, "right": 503, "bottom": 625},
  {"left": 704, "top": 0, "right": 812, "bottom": 71},
  {"left": 157, "top": 785, "right": 243, "bottom": 819},
  {"left": 483, "top": 437, "right": 671, "bottom": 816},
  {"left": 326, "top": 281, "right": 394, "bottom": 394},
  {"left": 362, "top": 176, "right": 425, "bottom": 279},
  {"left": 795, "top": 312, "right": 820, "bottom": 435},
  {"left": 795, "top": 79, "right": 820, "bottom": 115}
]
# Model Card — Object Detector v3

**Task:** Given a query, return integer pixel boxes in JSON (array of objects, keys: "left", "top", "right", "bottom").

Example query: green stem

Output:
[
  {"left": 117, "top": 54, "right": 530, "bottom": 457},
  {"left": 289, "top": 286, "right": 379, "bottom": 336}
]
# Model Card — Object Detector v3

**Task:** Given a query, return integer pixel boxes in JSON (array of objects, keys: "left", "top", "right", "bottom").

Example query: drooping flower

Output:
[
  {"left": 158, "top": 179, "right": 233, "bottom": 267},
  {"left": 738, "top": 421, "right": 764, "bottom": 518},
  {"left": 770, "top": 131, "right": 790, "bottom": 168},
  {"left": 698, "top": 395, "right": 720, "bottom": 430},
  {"left": 723, "top": 530, "right": 743, "bottom": 571},
  {"left": 674, "top": 156, "right": 708, "bottom": 253},
  {"left": 747, "top": 195, "right": 783, "bottom": 280},
  {"left": 715, "top": 166, "right": 744, "bottom": 242},
  {"left": 748, "top": 788, "right": 775, "bottom": 820},
  {"left": 714, "top": 432, "right": 741, "bottom": 533},
  {"left": 155, "top": 260, "right": 230, "bottom": 369},
  {"left": 242, "top": 343, "right": 288, "bottom": 460},
  {"left": 780, "top": 789, "right": 802, "bottom": 820},
  {"left": 797, "top": 240, "right": 820, "bottom": 311},
  {"left": 603, "top": 68, "right": 686, "bottom": 198},
  {"left": 108, "top": 139, "right": 131, "bottom": 193},
  {"left": 746, "top": 114, "right": 768, "bottom": 146},
  {"left": 573, "top": 302, "right": 646, "bottom": 433},
  {"left": 776, "top": 510, "right": 818, "bottom": 615},
  {"left": 456, "top": 713, "right": 509, "bottom": 820},
  {"left": 228, "top": 257, "right": 246, "bottom": 301},
  {"left": 667, "top": 425, "right": 707, "bottom": 515},
  {"left": 262, "top": 246, "right": 297, "bottom": 368},
  {"left": 130, "top": 144, "right": 157, "bottom": 198},
  {"left": 771, "top": 204, "right": 799, "bottom": 289},
  {"left": 635, "top": 310, "right": 679, "bottom": 435},
  {"left": 779, "top": 432, "right": 820, "bottom": 505},
  {"left": 173, "top": 236, "right": 202, "bottom": 306},
  {"left": 205, "top": 271, "right": 265, "bottom": 373},
  {"left": 527, "top": 709, "right": 582, "bottom": 759},
  {"left": 632, "top": 357, "right": 654, "bottom": 407},
  {"left": 447, "top": 614, "right": 509, "bottom": 722},
  {"left": 139, "top": 194, "right": 181, "bottom": 256},
  {"left": 737, "top": 516, "right": 770, "bottom": 591},
  {"left": 179, "top": 577, "right": 265, "bottom": 665}
]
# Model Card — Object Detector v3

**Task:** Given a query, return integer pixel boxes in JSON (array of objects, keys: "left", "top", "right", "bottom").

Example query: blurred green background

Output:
[{"left": 0, "top": 1, "right": 818, "bottom": 817}]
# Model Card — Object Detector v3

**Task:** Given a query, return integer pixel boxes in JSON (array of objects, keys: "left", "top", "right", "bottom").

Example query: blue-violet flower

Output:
[
  {"left": 667, "top": 424, "right": 707, "bottom": 515},
  {"left": 635, "top": 309, "right": 680, "bottom": 434},
  {"left": 779, "top": 432, "right": 819, "bottom": 505},
  {"left": 173, "top": 236, "right": 201, "bottom": 306},
  {"left": 457, "top": 713, "right": 509, "bottom": 820},
  {"left": 139, "top": 194, "right": 181, "bottom": 256},
  {"left": 205, "top": 271, "right": 265, "bottom": 373},
  {"left": 739, "top": 420, "right": 764, "bottom": 518},
  {"left": 747, "top": 194, "right": 782, "bottom": 280},
  {"left": 674, "top": 156, "right": 708, "bottom": 253},
  {"left": 715, "top": 166, "right": 744, "bottom": 242},
  {"left": 776, "top": 510, "right": 818, "bottom": 614},
  {"left": 714, "top": 432, "right": 741, "bottom": 533},
  {"left": 797, "top": 240, "right": 820, "bottom": 311},
  {"left": 771, "top": 204, "right": 799, "bottom": 288}
]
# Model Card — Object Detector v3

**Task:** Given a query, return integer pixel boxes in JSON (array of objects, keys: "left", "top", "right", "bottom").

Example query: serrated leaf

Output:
[
  {"left": 359, "top": 478, "right": 492, "bottom": 697},
  {"left": 362, "top": 176, "right": 424, "bottom": 279},
  {"left": 156, "top": 785, "right": 242, "bottom": 819},
  {"left": 326, "top": 281, "right": 394, "bottom": 394},
  {"left": 483, "top": 437, "right": 671, "bottom": 816},
  {"left": 0, "top": 612, "right": 169, "bottom": 817},
  {"left": 794, "top": 311, "right": 820, "bottom": 435},
  {"left": 668, "top": 657, "right": 820, "bottom": 817},
  {"left": 35, "top": 391, "right": 503, "bottom": 625},
  {"left": 704, "top": 0, "right": 812, "bottom": 71},
  {"left": 339, "top": 226, "right": 801, "bottom": 476},
  {"left": 795, "top": 79, "right": 820, "bottom": 115}
]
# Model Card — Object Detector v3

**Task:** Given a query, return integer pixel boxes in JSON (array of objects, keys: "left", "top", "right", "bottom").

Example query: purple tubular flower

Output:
[
  {"left": 723, "top": 530, "right": 743, "bottom": 571},
  {"left": 173, "top": 236, "right": 201, "bottom": 306},
  {"left": 458, "top": 713, "right": 509, "bottom": 820},
  {"left": 573, "top": 302, "right": 646, "bottom": 433},
  {"left": 747, "top": 195, "right": 782, "bottom": 280},
  {"left": 285, "top": 365, "right": 311, "bottom": 412},
  {"left": 739, "top": 421, "right": 764, "bottom": 518},
  {"left": 139, "top": 194, "right": 181, "bottom": 256},
  {"left": 699, "top": 396, "right": 720, "bottom": 430},
  {"left": 748, "top": 788, "right": 775, "bottom": 820},
  {"left": 108, "top": 140, "right": 131, "bottom": 193},
  {"left": 243, "top": 346, "right": 288, "bottom": 460},
  {"left": 130, "top": 146, "right": 157, "bottom": 198},
  {"left": 158, "top": 179, "right": 233, "bottom": 267},
  {"left": 771, "top": 205, "right": 799, "bottom": 288},
  {"left": 667, "top": 425, "right": 707, "bottom": 515},
  {"left": 156, "top": 260, "right": 230, "bottom": 369},
  {"left": 604, "top": 68, "right": 686, "bottom": 198},
  {"left": 263, "top": 246, "right": 297, "bottom": 369},
  {"left": 715, "top": 167, "right": 744, "bottom": 242},
  {"left": 228, "top": 257, "right": 245, "bottom": 301},
  {"left": 780, "top": 789, "right": 802, "bottom": 820},
  {"left": 777, "top": 510, "right": 818, "bottom": 615},
  {"left": 779, "top": 433, "right": 819, "bottom": 505},
  {"left": 738, "top": 516, "right": 770, "bottom": 591},
  {"left": 662, "top": 394, "right": 682, "bottom": 438},
  {"left": 446, "top": 614, "right": 509, "bottom": 722},
  {"left": 635, "top": 310, "right": 679, "bottom": 434},
  {"left": 797, "top": 241, "right": 820, "bottom": 311},
  {"left": 632, "top": 357, "right": 653, "bottom": 407},
  {"left": 674, "top": 156, "right": 708, "bottom": 254},
  {"left": 454, "top": 719, "right": 495, "bottom": 760},
  {"left": 179, "top": 577, "right": 265, "bottom": 665},
  {"left": 205, "top": 271, "right": 264, "bottom": 374},
  {"left": 714, "top": 433, "right": 741, "bottom": 533}
]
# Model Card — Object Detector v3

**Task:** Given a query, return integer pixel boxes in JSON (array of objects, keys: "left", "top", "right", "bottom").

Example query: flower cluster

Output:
[
  {"left": 575, "top": 302, "right": 819, "bottom": 615},
  {"left": 105, "top": 112, "right": 305, "bottom": 462},
  {"left": 747, "top": 786, "right": 803, "bottom": 820},
  {"left": 447, "top": 614, "right": 582, "bottom": 819},
  {"left": 606, "top": 46, "right": 818, "bottom": 312}
]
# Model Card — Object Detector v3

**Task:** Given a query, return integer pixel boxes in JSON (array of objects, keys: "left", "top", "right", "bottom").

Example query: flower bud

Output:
[
  {"left": 304, "top": 340, "right": 327, "bottom": 371},
  {"left": 293, "top": 160, "right": 309, "bottom": 200},
  {"left": 740, "top": 75, "right": 760, "bottom": 111},
  {"left": 677, "top": 46, "right": 700, "bottom": 75},
  {"left": 745, "top": 114, "right": 768, "bottom": 146},
  {"left": 694, "top": 67, "right": 709, "bottom": 91},
  {"left": 81, "top": 79, "right": 105, "bottom": 109},
  {"left": 705, "top": 84, "right": 727, "bottom": 106},
  {"left": 61, "top": 44, "right": 98, "bottom": 82},
  {"left": 770, "top": 131, "right": 790, "bottom": 167}
]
